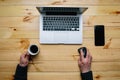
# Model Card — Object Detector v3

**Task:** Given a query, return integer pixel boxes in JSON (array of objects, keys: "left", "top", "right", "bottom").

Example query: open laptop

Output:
[{"left": 37, "top": 7, "right": 88, "bottom": 44}]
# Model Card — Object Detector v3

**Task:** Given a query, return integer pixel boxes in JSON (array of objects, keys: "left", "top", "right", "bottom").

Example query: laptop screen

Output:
[
  {"left": 43, "top": 7, "right": 79, "bottom": 15},
  {"left": 46, "top": 12, "right": 77, "bottom": 15},
  {"left": 42, "top": 7, "right": 79, "bottom": 12},
  {"left": 37, "top": 7, "right": 88, "bottom": 15}
]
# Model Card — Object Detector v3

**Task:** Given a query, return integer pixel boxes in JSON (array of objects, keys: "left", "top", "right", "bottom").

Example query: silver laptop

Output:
[{"left": 37, "top": 7, "right": 88, "bottom": 44}]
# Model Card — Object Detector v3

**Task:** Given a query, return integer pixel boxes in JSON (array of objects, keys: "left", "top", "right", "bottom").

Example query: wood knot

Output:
[
  {"left": 110, "top": 11, "right": 120, "bottom": 15},
  {"left": 23, "top": 15, "right": 34, "bottom": 22},
  {"left": 103, "top": 38, "right": 112, "bottom": 49},
  {"left": 72, "top": 54, "right": 79, "bottom": 60},
  {"left": 115, "top": 11, "right": 120, "bottom": 14},
  {"left": 51, "top": 1, "right": 62, "bottom": 5},
  {"left": 23, "top": 16, "right": 31, "bottom": 22},
  {"left": 63, "top": 0, "right": 67, "bottom": 2},
  {"left": 1, "top": 0, "right": 5, "bottom": 1},
  {"left": 51, "top": 0, "right": 66, "bottom": 5},
  {"left": 20, "top": 38, "right": 30, "bottom": 50},
  {"left": 13, "top": 28, "right": 17, "bottom": 31},
  {"left": 9, "top": 27, "right": 17, "bottom": 31},
  {"left": 25, "top": 9, "right": 29, "bottom": 11},
  {"left": 28, "top": 12, "right": 32, "bottom": 15},
  {"left": 95, "top": 75, "right": 100, "bottom": 79}
]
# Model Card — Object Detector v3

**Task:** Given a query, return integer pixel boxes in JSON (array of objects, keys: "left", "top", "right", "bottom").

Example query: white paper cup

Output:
[{"left": 28, "top": 44, "right": 39, "bottom": 55}]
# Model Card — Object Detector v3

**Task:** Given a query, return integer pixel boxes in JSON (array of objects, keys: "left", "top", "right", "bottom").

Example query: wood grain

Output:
[
  {"left": 0, "top": 16, "right": 120, "bottom": 26},
  {"left": 0, "top": 38, "right": 120, "bottom": 50},
  {"left": 0, "top": 26, "right": 120, "bottom": 38},
  {"left": 0, "top": 17, "right": 120, "bottom": 38},
  {"left": 0, "top": 71, "right": 120, "bottom": 80},
  {"left": 0, "top": 38, "right": 120, "bottom": 61},
  {"left": 0, "top": 61, "right": 120, "bottom": 72},
  {"left": 0, "top": 0, "right": 120, "bottom": 6},
  {"left": 0, "top": 6, "right": 120, "bottom": 16},
  {"left": 0, "top": 0, "right": 120, "bottom": 80}
]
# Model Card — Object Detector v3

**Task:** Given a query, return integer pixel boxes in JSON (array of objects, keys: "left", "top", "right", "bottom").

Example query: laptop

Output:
[{"left": 36, "top": 7, "right": 88, "bottom": 44}]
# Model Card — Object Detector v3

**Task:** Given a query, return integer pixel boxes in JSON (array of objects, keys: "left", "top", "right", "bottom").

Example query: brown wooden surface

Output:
[{"left": 0, "top": 0, "right": 120, "bottom": 80}]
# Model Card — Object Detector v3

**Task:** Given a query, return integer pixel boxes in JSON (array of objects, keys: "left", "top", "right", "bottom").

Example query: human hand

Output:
[
  {"left": 78, "top": 48, "right": 92, "bottom": 73},
  {"left": 19, "top": 52, "right": 30, "bottom": 67}
]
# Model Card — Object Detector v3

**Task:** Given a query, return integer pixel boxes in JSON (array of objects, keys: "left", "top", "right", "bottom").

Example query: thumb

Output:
[{"left": 25, "top": 53, "right": 30, "bottom": 60}]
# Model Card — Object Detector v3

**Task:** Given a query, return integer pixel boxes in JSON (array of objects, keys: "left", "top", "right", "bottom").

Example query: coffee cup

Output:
[{"left": 28, "top": 44, "right": 39, "bottom": 55}]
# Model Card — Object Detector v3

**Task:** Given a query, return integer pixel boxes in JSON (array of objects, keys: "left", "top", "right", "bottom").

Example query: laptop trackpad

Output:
[{"left": 54, "top": 32, "right": 68, "bottom": 43}]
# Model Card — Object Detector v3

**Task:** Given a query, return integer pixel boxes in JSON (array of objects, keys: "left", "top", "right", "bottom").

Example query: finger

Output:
[
  {"left": 91, "top": 56, "right": 92, "bottom": 62},
  {"left": 20, "top": 53, "right": 26, "bottom": 59},
  {"left": 78, "top": 57, "right": 83, "bottom": 63},
  {"left": 78, "top": 57, "right": 83, "bottom": 66},
  {"left": 25, "top": 51, "right": 29, "bottom": 55},
  {"left": 20, "top": 54, "right": 25, "bottom": 62},
  {"left": 25, "top": 54, "right": 30, "bottom": 60},
  {"left": 89, "top": 54, "right": 92, "bottom": 62},
  {"left": 78, "top": 60, "right": 83, "bottom": 66},
  {"left": 78, "top": 56, "right": 80, "bottom": 60},
  {"left": 25, "top": 53, "right": 30, "bottom": 57},
  {"left": 87, "top": 49, "right": 92, "bottom": 62},
  {"left": 87, "top": 49, "right": 91, "bottom": 58},
  {"left": 86, "top": 49, "right": 89, "bottom": 59},
  {"left": 20, "top": 53, "right": 29, "bottom": 61},
  {"left": 87, "top": 48, "right": 90, "bottom": 55},
  {"left": 24, "top": 52, "right": 30, "bottom": 58},
  {"left": 80, "top": 49, "right": 85, "bottom": 61},
  {"left": 78, "top": 52, "right": 82, "bottom": 61},
  {"left": 20, "top": 55, "right": 23, "bottom": 60},
  {"left": 26, "top": 52, "right": 30, "bottom": 56}
]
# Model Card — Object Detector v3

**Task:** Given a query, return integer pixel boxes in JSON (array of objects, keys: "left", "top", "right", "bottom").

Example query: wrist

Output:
[
  {"left": 81, "top": 69, "right": 91, "bottom": 73},
  {"left": 19, "top": 63, "right": 28, "bottom": 67}
]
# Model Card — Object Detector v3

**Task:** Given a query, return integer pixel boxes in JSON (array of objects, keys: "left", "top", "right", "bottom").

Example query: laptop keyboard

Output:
[{"left": 43, "top": 16, "right": 79, "bottom": 31}]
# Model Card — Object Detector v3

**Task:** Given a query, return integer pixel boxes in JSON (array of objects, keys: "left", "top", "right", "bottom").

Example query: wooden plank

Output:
[
  {"left": 83, "top": 16, "right": 120, "bottom": 27},
  {"left": 0, "top": 15, "right": 120, "bottom": 27},
  {"left": 0, "top": 0, "right": 120, "bottom": 6},
  {"left": 0, "top": 38, "right": 120, "bottom": 50},
  {"left": 0, "top": 16, "right": 39, "bottom": 26},
  {"left": 84, "top": 6, "right": 120, "bottom": 15},
  {"left": 0, "top": 61, "right": 120, "bottom": 72},
  {"left": 0, "top": 48, "right": 120, "bottom": 61},
  {"left": 0, "top": 38, "right": 120, "bottom": 61},
  {"left": 0, "top": 24, "right": 120, "bottom": 39},
  {"left": 0, "top": 6, "right": 39, "bottom": 17},
  {"left": 1, "top": 26, "right": 120, "bottom": 38},
  {"left": 0, "top": 37, "right": 119, "bottom": 48},
  {"left": 0, "top": 1, "right": 119, "bottom": 80},
  {"left": 0, "top": 6, "right": 120, "bottom": 16},
  {"left": 0, "top": 71, "right": 120, "bottom": 80},
  {"left": 0, "top": 16, "right": 120, "bottom": 26}
]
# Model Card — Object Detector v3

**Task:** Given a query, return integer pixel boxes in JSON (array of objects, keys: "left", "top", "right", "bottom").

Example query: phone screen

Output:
[{"left": 94, "top": 25, "right": 105, "bottom": 46}]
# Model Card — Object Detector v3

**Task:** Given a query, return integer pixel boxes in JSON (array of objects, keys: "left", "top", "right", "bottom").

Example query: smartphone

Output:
[{"left": 94, "top": 25, "right": 105, "bottom": 46}]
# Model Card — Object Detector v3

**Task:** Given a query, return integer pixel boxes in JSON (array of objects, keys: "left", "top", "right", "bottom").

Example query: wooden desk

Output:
[{"left": 0, "top": 0, "right": 120, "bottom": 80}]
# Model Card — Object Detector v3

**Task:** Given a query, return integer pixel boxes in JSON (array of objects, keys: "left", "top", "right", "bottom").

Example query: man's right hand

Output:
[{"left": 78, "top": 48, "right": 92, "bottom": 73}]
